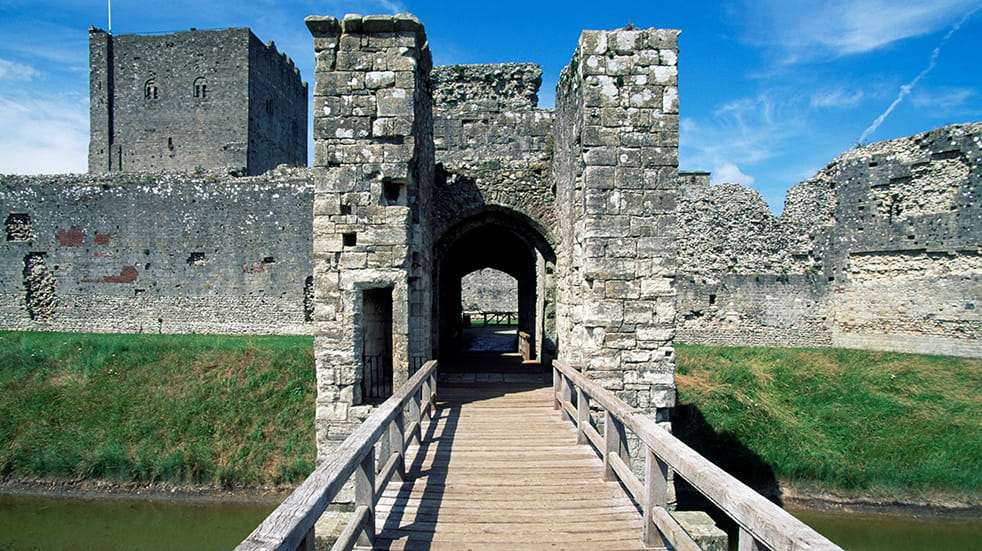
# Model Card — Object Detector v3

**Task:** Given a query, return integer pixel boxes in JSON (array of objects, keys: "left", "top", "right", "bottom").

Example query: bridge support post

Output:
[
  {"left": 408, "top": 389, "right": 422, "bottom": 445},
  {"left": 576, "top": 387, "right": 589, "bottom": 445},
  {"left": 603, "top": 412, "right": 628, "bottom": 482},
  {"left": 553, "top": 369, "right": 561, "bottom": 410},
  {"left": 389, "top": 410, "right": 406, "bottom": 482},
  {"left": 739, "top": 527, "right": 764, "bottom": 551},
  {"left": 355, "top": 447, "right": 376, "bottom": 548},
  {"left": 643, "top": 447, "right": 671, "bottom": 547},
  {"left": 560, "top": 373, "right": 574, "bottom": 423}
]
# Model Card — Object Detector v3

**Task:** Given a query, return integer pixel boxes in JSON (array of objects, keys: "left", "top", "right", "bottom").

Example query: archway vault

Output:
[{"left": 433, "top": 206, "right": 557, "bottom": 367}]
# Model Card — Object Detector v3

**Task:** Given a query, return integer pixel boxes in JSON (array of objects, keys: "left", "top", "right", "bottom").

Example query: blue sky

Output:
[{"left": 1, "top": 0, "right": 980, "bottom": 214}]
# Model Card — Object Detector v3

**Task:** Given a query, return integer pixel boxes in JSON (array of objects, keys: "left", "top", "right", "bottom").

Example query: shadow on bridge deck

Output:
[{"left": 372, "top": 357, "right": 650, "bottom": 550}]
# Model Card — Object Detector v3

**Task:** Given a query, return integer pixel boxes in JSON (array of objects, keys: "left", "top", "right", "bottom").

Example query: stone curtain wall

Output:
[
  {"left": 0, "top": 171, "right": 313, "bottom": 335},
  {"left": 460, "top": 268, "right": 517, "bottom": 313},
  {"left": 88, "top": 27, "right": 306, "bottom": 176},
  {"left": 814, "top": 124, "right": 982, "bottom": 357},
  {"left": 554, "top": 28, "right": 681, "bottom": 414},
  {"left": 306, "top": 14, "right": 434, "bottom": 457},
  {"left": 675, "top": 172, "right": 833, "bottom": 347},
  {"left": 676, "top": 123, "right": 981, "bottom": 358},
  {"left": 431, "top": 63, "right": 556, "bottom": 239}
]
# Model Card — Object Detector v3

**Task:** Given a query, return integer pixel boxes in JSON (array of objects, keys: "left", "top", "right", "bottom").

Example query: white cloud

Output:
[
  {"left": 809, "top": 87, "right": 864, "bottom": 109},
  {"left": 682, "top": 92, "right": 803, "bottom": 171},
  {"left": 744, "top": 0, "right": 980, "bottom": 61},
  {"left": 856, "top": 10, "right": 974, "bottom": 144},
  {"left": 912, "top": 87, "right": 976, "bottom": 110},
  {"left": 0, "top": 94, "right": 88, "bottom": 175},
  {"left": 0, "top": 58, "right": 39, "bottom": 80},
  {"left": 712, "top": 162, "right": 756, "bottom": 187}
]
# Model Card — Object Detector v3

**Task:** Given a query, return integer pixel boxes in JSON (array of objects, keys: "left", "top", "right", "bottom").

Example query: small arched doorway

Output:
[{"left": 433, "top": 207, "right": 556, "bottom": 371}]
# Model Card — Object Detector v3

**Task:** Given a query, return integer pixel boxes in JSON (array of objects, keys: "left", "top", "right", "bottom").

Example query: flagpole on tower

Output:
[{"left": 108, "top": 0, "right": 112, "bottom": 34}]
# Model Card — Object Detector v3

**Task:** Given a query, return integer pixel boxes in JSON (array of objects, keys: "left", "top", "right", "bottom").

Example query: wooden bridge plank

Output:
[{"left": 372, "top": 381, "right": 651, "bottom": 551}]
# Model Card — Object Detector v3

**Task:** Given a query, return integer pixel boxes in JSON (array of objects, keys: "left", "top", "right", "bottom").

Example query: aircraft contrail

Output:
[{"left": 856, "top": 9, "right": 977, "bottom": 145}]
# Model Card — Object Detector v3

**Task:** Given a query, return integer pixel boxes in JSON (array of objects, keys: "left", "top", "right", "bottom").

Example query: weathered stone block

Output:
[
  {"left": 583, "top": 166, "right": 616, "bottom": 190},
  {"left": 365, "top": 70, "right": 396, "bottom": 89},
  {"left": 377, "top": 88, "right": 414, "bottom": 117},
  {"left": 373, "top": 117, "right": 412, "bottom": 138},
  {"left": 336, "top": 50, "right": 373, "bottom": 71},
  {"left": 582, "top": 125, "right": 621, "bottom": 146},
  {"left": 315, "top": 116, "right": 371, "bottom": 140},
  {"left": 579, "top": 30, "right": 608, "bottom": 54},
  {"left": 612, "top": 31, "right": 642, "bottom": 54},
  {"left": 584, "top": 147, "right": 618, "bottom": 166}
]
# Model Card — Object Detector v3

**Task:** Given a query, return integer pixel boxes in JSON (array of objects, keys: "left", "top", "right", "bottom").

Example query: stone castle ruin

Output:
[{"left": 0, "top": 13, "right": 979, "bottom": 453}]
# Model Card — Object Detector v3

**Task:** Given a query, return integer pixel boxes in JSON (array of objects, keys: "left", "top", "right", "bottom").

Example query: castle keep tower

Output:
[{"left": 88, "top": 27, "right": 307, "bottom": 175}]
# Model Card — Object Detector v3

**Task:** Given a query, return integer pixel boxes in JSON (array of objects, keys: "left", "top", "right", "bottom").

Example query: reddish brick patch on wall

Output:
[
  {"left": 57, "top": 226, "right": 84, "bottom": 246},
  {"left": 94, "top": 233, "right": 111, "bottom": 246},
  {"left": 82, "top": 265, "right": 138, "bottom": 284}
]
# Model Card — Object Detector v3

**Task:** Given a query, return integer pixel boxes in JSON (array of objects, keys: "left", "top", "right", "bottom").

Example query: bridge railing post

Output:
[
  {"left": 576, "top": 387, "right": 589, "bottom": 445},
  {"left": 297, "top": 527, "right": 315, "bottom": 551},
  {"left": 739, "top": 528, "right": 765, "bottom": 551},
  {"left": 408, "top": 388, "right": 422, "bottom": 446},
  {"left": 421, "top": 377, "right": 432, "bottom": 425},
  {"left": 389, "top": 410, "right": 405, "bottom": 482},
  {"left": 603, "top": 411, "right": 628, "bottom": 482},
  {"left": 643, "top": 447, "right": 670, "bottom": 547},
  {"left": 552, "top": 367, "right": 561, "bottom": 410},
  {"left": 355, "top": 446, "right": 376, "bottom": 548},
  {"left": 561, "top": 373, "right": 574, "bottom": 422}
]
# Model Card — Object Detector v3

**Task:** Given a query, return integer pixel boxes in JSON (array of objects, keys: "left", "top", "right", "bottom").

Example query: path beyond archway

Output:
[{"left": 433, "top": 208, "right": 556, "bottom": 371}]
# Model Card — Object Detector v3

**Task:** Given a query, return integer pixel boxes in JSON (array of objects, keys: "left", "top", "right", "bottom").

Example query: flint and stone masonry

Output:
[{"left": 676, "top": 123, "right": 982, "bottom": 359}]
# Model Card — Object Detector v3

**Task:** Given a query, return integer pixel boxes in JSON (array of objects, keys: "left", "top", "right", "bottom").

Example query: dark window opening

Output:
[
  {"left": 383, "top": 179, "right": 403, "bottom": 204},
  {"left": 342, "top": 232, "right": 357, "bottom": 247},
  {"left": 193, "top": 77, "right": 207, "bottom": 99},
  {"left": 708, "top": 294, "right": 716, "bottom": 306},
  {"left": 340, "top": 203, "right": 352, "bottom": 215},
  {"left": 361, "top": 287, "right": 393, "bottom": 404},
  {"left": 145, "top": 78, "right": 159, "bottom": 100},
  {"left": 262, "top": 256, "right": 276, "bottom": 264},
  {"left": 187, "top": 252, "right": 206, "bottom": 265}
]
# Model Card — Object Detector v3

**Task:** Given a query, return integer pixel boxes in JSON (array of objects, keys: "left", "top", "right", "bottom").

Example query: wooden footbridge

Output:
[{"left": 237, "top": 359, "right": 842, "bottom": 551}]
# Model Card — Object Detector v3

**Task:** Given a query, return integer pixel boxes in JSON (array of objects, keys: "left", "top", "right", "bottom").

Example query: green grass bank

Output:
[
  {"left": 2, "top": 332, "right": 979, "bottom": 503},
  {"left": 0, "top": 332, "right": 315, "bottom": 487},
  {"left": 674, "top": 344, "right": 982, "bottom": 503}
]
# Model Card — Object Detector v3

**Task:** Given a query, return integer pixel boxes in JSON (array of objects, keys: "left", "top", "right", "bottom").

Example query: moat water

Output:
[
  {"left": 0, "top": 494, "right": 275, "bottom": 550},
  {"left": 1, "top": 493, "right": 979, "bottom": 550}
]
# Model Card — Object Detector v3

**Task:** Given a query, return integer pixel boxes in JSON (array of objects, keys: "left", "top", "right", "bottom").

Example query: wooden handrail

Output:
[
  {"left": 236, "top": 360, "right": 438, "bottom": 551},
  {"left": 553, "top": 360, "right": 843, "bottom": 551}
]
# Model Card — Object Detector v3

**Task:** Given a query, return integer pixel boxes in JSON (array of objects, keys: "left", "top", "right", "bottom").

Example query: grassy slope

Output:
[
  {"left": 0, "top": 332, "right": 315, "bottom": 487},
  {"left": 674, "top": 344, "right": 982, "bottom": 502},
  {"left": 3, "top": 332, "right": 979, "bottom": 500}
]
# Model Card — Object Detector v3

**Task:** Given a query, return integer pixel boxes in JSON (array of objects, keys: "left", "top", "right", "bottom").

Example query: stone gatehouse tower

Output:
[
  {"left": 89, "top": 27, "right": 307, "bottom": 175},
  {"left": 307, "top": 14, "right": 680, "bottom": 454}
]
